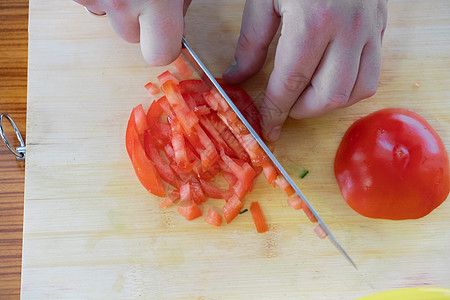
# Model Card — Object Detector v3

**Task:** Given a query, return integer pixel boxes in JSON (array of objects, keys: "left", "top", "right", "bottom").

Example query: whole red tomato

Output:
[{"left": 334, "top": 108, "right": 449, "bottom": 220}]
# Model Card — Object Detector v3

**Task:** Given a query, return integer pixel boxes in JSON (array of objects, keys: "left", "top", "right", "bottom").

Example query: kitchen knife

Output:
[{"left": 180, "top": 37, "right": 357, "bottom": 269}]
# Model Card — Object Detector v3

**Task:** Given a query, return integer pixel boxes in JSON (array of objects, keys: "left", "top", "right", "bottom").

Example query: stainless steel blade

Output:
[{"left": 181, "top": 37, "right": 357, "bottom": 269}]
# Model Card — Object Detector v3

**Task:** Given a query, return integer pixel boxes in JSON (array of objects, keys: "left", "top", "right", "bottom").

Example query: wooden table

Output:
[{"left": 0, "top": 0, "right": 28, "bottom": 298}]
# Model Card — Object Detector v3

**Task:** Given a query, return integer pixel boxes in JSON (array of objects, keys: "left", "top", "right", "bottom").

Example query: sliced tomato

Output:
[
  {"left": 250, "top": 202, "right": 268, "bottom": 233},
  {"left": 160, "top": 190, "right": 180, "bottom": 209},
  {"left": 199, "top": 178, "right": 223, "bottom": 199},
  {"left": 313, "top": 224, "right": 328, "bottom": 239},
  {"left": 126, "top": 116, "right": 165, "bottom": 197},
  {"left": 223, "top": 195, "right": 243, "bottom": 224},
  {"left": 302, "top": 203, "right": 318, "bottom": 223},
  {"left": 262, "top": 163, "right": 277, "bottom": 186},
  {"left": 275, "top": 177, "right": 295, "bottom": 197},
  {"left": 144, "top": 81, "right": 160, "bottom": 95},
  {"left": 143, "top": 130, "right": 179, "bottom": 188},
  {"left": 188, "top": 177, "right": 206, "bottom": 204},
  {"left": 156, "top": 96, "right": 176, "bottom": 120},
  {"left": 208, "top": 114, "right": 250, "bottom": 162},
  {"left": 162, "top": 80, "right": 199, "bottom": 135},
  {"left": 157, "top": 70, "right": 179, "bottom": 85},
  {"left": 205, "top": 208, "right": 222, "bottom": 226},
  {"left": 172, "top": 56, "right": 193, "bottom": 79},
  {"left": 178, "top": 201, "right": 202, "bottom": 221},
  {"left": 219, "top": 149, "right": 256, "bottom": 192},
  {"left": 179, "top": 79, "right": 209, "bottom": 94},
  {"left": 132, "top": 104, "right": 148, "bottom": 137},
  {"left": 219, "top": 83, "right": 261, "bottom": 135},
  {"left": 287, "top": 195, "right": 303, "bottom": 210},
  {"left": 169, "top": 117, "right": 192, "bottom": 173}
]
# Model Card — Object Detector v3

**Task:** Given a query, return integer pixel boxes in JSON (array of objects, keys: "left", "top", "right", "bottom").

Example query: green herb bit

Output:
[
  {"left": 299, "top": 169, "right": 309, "bottom": 179},
  {"left": 239, "top": 209, "right": 248, "bottom": 214}
]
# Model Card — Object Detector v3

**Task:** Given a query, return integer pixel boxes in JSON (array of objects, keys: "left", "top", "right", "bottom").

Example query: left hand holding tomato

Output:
[{"left": 223, "top": 0, "right": 388, "bottom": 142}]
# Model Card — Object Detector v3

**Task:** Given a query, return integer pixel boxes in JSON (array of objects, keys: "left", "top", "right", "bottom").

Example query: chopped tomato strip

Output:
[
  {"left": 275, "top": 177, "right": 295, "bottom": 197},
  {"left": 302, "top": 203, "right": 318, "bottom": 223},
  {"left": 144, "top": 130, "right": 179, "bottom": 188},
  {"left": 199, "top": 178, "right": 223, "bottom": 199},
  {"left": 156, "top": 96, "right": 176, "bottom": 119},
  {"left": 287, "top": 195, "right": 303, "bottom": 210},
  {"left": 223, "top": 195, "right": 243, "bottom": 224},
  {"left": 178, "top": 201, "right": 202, "bottom": 220},
  {"left": 162, "top": 80, "right": 199, "bottom": 134},
  {"left": 160, "top": 190, "right": 180, "bottom": 208},
  {"left": 172, "top": 56, "right": 193, "bottom": 79},
  {"left": 126, "top": 118, "right": 165, "bottom": 197},
  {"left": 262, "top": 163, "right": 277, "bottom": 185},
  {"left": 250, "top": 202, "right": 268, "bottom": 233},
  {"left": 132, "top": 104, "right": 148, "bottom": 137},
  {"left": 157, "top": 70, "right": 179, "bottom": 85},
  {"left": 170, "top": 117, "right": 192, "bottom": 172},
  {"left": 144, "top": 81, "right": 160, "bottom": 95},
  {"left": 188, "top": 177, "right": 206, "bottom": 204},
  {"left": 179, "top": 79, "right": 209, "bottom": 94},
  {"left": 314, "top": 224, "right": 328, "bottom": 239},
  {"left": 205, "top": 208, "right": 222, "bottom": 226}
]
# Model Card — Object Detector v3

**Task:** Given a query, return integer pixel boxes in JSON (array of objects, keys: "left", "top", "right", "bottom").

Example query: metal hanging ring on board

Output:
[{"left": 0, "top": 113, "right": 26, "bottom": 161}]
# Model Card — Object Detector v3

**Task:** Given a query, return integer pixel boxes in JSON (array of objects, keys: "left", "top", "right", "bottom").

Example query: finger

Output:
[
  {"left": 222, "top": 0, "right": 280, "bottom": 85},
  {"left": 138, "top": 1, "right": 184, "bottom": 66},
  {"left": 183, "top": 0, "right": 192, "bottom": 16},
  {"left": 104, "top": 1, "right": 140, "bottom": 43},
  {"left": 346, "top": 39, "right": 382, "bottom": 106},
  {"left": 260, "top": 9, "right": 330, "bottom": 142},
  {"left": 288, "top": 37, "right": 363, "bottom": 120}
]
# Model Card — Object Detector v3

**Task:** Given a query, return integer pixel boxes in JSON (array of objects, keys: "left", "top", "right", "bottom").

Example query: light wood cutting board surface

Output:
[{"left": 22, "top": 0, "right": 450, "bottom": 298}]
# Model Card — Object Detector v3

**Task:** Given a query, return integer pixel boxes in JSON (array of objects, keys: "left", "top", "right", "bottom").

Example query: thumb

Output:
[{"left": 222, "top": 0, "right": 280, "bottom": 85}]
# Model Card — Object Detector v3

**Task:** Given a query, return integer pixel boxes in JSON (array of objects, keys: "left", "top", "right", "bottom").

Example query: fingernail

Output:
[
  {"left": 267, "top": 126, "right": 282, "bottom": 142},
  {"left": 223, "top": 59, "right": 237, "bottom": 77}
]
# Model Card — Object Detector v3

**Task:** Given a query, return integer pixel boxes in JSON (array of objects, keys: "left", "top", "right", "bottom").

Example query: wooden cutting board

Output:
[{"left": 22, "top": 0, "right": 450, "bottom": 298}]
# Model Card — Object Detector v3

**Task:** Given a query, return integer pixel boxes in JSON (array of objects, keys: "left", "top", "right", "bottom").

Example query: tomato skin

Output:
[{"left": 334, "top": 108, "right": 449, "bottom": 220}]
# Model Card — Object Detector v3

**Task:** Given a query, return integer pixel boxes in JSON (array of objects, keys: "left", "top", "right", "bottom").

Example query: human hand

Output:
[
  {"left": 223, "top": 0, "right": 388, "bottom": 142},
  {"left": 74, "top": 0, "right": 191, "bottom": 66}
]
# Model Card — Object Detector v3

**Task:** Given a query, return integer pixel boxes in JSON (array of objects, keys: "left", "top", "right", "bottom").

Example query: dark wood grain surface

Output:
[{"left": 0, "top": 0, "right": 28, "bottom": 298}]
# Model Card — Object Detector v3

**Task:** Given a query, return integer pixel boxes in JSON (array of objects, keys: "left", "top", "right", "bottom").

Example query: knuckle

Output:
[
  {"left": 327, "top": 93, "right": 350, "bottom": 108},
  {"left": 359, "top": 84, "right": 378, "bottom": 100},
  {"left": 109, "top": 0, "right": 125, "bottom": 11},
  {"left": 237, "top": 31, "right": 268, "bottom": 53},
  {"left": 280, "top": 72, "right": 310, "bottom": 95}
]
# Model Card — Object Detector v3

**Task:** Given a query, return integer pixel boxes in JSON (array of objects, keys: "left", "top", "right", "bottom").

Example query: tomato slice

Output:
[
  {"left": 162, "top": 80, "right": 199, "bottom": 135},
  {"left": 219, "top": 83, "right": 261, "bottom": 136},
  {"left": 178, "top": 201, "right": 202, "bottom": 221},
  {"left": 223, "top": 195, "right": 243, "bottom": 224},
  {"left": 169, "top": 117, "right": 192, "bottom": 173},
  {"left": 205, "top": 208, "right": 222, "bottom": 226},
  {"left": 198, "top": 178, "right": 223, "bottom": 199},
  {"left": 179, "top": 79, "right": 209, "bottom": 94},
  {"left": 126, "top": 113, "right": 165, "bottom": 197},
  {"left": 157, "top": 70, "right": 179, "bottom": 85},
  {"left": 287, "top": 195, "right": 303, "bottom": 210},
  {"left": 160, "top": 190, "right": 180, "bottom": 209},
  {"left": 250, "top": 202, "right": 268, "bottom": 233},
  {"left": 143, "top": 130, "right": 179, "bottom": 188},
  {"left": 144, "top": 81, "right": 160, "bottom": 95},
  {"left": 275, "top": 177, "right": 295, "bottom": 197},
  {"left": 172, "top": 56, "right": 192, "bottom": 79}
]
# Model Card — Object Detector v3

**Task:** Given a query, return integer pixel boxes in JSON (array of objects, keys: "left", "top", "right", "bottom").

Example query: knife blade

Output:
[{"left": 180, "top": 37, "right": 357, "bottom": 269}]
